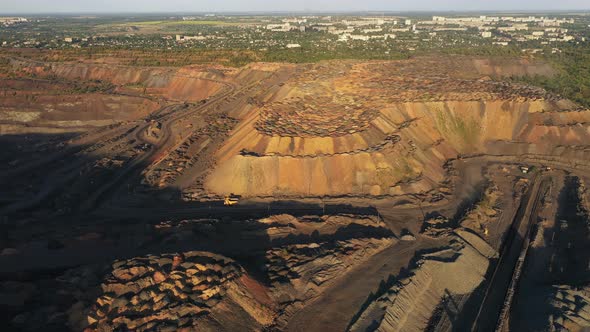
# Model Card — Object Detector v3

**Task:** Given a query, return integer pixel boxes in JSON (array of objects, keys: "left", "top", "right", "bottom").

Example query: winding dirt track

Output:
[
  {"left": 78, "top": 79, "right": 237, "bottom": 211},
  {"left": 3, "top": 56, "right": 590, "bottom": 332},
  {"left": 0, "top": 61, "right": 237, "bottom": 214}
]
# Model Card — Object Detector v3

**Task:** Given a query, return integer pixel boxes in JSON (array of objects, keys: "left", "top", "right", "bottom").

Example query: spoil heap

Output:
[
  {"left": 86, "top": 252, "right": 275, "bottom": 332},
  {"left": 143, "top": 113, "right": 239, "bottom": 189},
  {"left": 349, "top": 237, "right": 489, "bottom": 332},
  {"left": 14, "top": 59, "right": 230, "bottom": 102},
  {"left": 265, "top": 237, "right": 393, "bottom": 288},
  {"left": 258, "top": 213, "right": 386, "bottom": 240},
  {"left": 205, "top": 57, "right": 590, "bottom": 198},
  {"left": 3, "top": 212, "right": 394, "bottom": 332},
  {"left": 255, "top": 96, "right": 380, "bottom": 137},
  {"left": 0, "top": 78, "right": 159, "bottom": 133}
]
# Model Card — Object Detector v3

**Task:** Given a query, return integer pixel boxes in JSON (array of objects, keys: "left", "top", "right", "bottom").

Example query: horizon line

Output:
[{"left": 2, "top": 9, "right": 590, "bottom": 16}]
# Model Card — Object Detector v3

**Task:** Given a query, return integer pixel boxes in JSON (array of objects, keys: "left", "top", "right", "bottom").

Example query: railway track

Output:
[
  {"left": 472, "top": 174, "right": 550, "bottom": 331},
  {"left": 494, "top": 177, "right": 550, "bottom": 331}
]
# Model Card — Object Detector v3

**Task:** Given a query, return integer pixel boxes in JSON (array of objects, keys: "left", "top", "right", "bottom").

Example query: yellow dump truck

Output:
[{"left": 224, "top": 194, "right": 239, "bottom": 206}]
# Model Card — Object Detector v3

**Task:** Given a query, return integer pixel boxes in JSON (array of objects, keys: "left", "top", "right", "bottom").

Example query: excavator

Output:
[{"left": 224, "top": 194, "right": 239, "bottom": 206}]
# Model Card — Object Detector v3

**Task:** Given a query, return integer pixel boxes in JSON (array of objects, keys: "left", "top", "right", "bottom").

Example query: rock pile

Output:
[
  {"left": 265, "top": 237, "right": 394, "bottom": 294},
  {"left": 360, "top": 75, "right": 554, "bottom": 103},
  {"left": 254, "top": 60, "right": 557, "bottom": 140},
  {"left": 87, "top": 252, "right": 243, "bottom": 332},
  {"left": 259, "top": 213, "right": 386, "bottom": 241},
  {"left": 4, "top": 250, "right": 277, "bottom": 332},
  {"left": 146, "top": 120, "right": 162, "bottom": 139},
  {"left": 264, "top": 237, "right": 395, "bottom": 328},
  {"left": 460, "top": 186, "right": 502, "bottom": 235},
  {"left": 421, "top": 216, "right": 454, "bottom": 238},
  {"left": 144, "top": 113, "right": 238, "bottom": 188},
  {"left": 255, "top": 96, "right": 380, "bottom": 138}
]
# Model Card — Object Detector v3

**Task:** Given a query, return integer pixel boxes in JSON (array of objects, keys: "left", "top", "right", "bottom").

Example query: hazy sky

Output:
[{"left": 1, "top": 0, "right": 589, "bottom": 14}]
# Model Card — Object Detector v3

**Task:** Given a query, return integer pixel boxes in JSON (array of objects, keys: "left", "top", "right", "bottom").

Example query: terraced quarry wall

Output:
[
  {"left": 1, "top": 58, "right": 240, "bottom": 134},
  {"left": 13, "top": 60, "right": 230, "bottom": 102},
  {"left": 0, "top": 93, "right": 159, "bottom": 126},
  {"left": 207, "top": 99, "right": 588, "bottom": 197},
  {"left": 0, "top": 77, "right": 160, "bottom": 134},
  {"left": 205, "top": 59, "right": 589, "bottom": 198}
]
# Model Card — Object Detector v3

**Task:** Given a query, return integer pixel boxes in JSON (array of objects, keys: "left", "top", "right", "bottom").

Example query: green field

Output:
[{"left": 110, "top": 20, "right": 250, "bottom": 27}]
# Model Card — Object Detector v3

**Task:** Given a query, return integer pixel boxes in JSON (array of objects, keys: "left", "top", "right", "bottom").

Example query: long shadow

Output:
[
  {"left": 472, "top": 177, "right": 550, "bottom": 331},
  {"left": 0, "top": 131, "right": 392, "bottom": 331},
  {"left": 447, "top": 276, "right": 490, "bottom": 331},
  {"left": 425, "top": 289, "right": 461, "bottom": 332},
  {"left": 345, "top": 271, "right": 403, "bottom": 331},
  {"left": 549, "top": 176, "right": 590, "bottom": 284},
  {"left": 0, "top": 128, "right": 134, "bottom": 216},
  {"left": 509, "top": 176, "right": 590, "bottom": 331}
]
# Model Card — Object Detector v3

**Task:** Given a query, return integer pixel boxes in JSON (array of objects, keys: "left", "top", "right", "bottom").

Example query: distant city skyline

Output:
[{"left": 1, "top": 0, "right": 590, "bottom": 14}]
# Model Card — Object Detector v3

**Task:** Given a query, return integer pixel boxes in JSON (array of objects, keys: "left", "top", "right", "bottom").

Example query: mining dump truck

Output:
[{"left": 224, "top": 194, "right": 239, "bottom": 206}]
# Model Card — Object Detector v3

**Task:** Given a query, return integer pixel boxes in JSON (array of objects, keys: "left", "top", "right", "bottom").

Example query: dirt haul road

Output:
[{"left": 77, "top": 80, "right": 236, "bottom": 212}]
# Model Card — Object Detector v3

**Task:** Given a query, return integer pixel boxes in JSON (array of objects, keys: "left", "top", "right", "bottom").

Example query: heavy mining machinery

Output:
[{"left": 224, "top": 194, "right": 239, "bottom": 206}]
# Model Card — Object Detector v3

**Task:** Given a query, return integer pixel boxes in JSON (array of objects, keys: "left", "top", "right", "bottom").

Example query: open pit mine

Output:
[{"left": 2, "top": 53, "right": 590, "bottom": 332}]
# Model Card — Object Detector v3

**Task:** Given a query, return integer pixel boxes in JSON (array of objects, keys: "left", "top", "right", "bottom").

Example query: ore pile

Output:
[
  {"left": 360, "top": 76, "right": 554, "bottom": 103},
  {"left": 350, "top": 61, "right": 556, "bottom": 103}
]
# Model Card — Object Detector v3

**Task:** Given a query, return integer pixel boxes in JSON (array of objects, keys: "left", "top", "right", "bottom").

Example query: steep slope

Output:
[
  {"left": 349, "top": 237, "right": 489, "bottom": 332},
  {"left": 205, "top": 59, "right": 589, "bottom": 198},
  {"left": 12, "top": 59, "right": 232, "bottom": 102}
]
